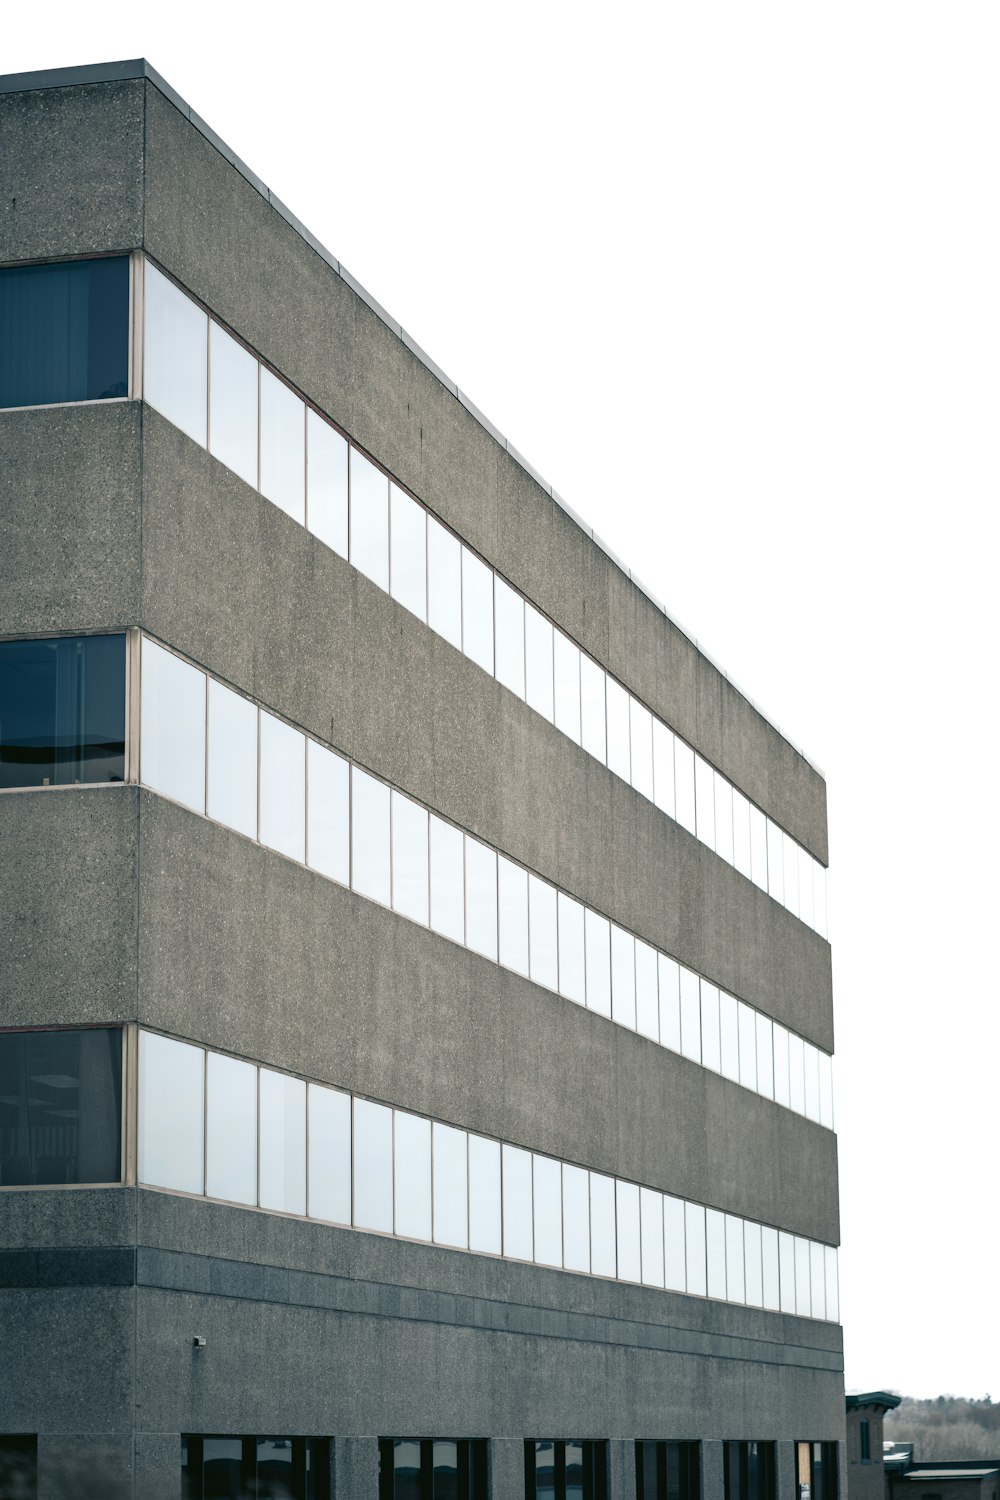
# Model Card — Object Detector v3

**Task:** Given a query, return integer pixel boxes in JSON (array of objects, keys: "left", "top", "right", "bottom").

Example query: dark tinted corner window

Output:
[
  {"left": 796, "top": 1443, "right": 838, "bottom": 1500},
  {"left": 0, "top": 1435, "right": 37, "bottom": 1499},
  {"left": 182, "top": 1436, "right": 330, "bottom": 1500},
  {"left": 0, "top": 1028, "right": 122, "bottom": 1187},
  {"left": 724, "top": 1443, "right": 776, "bottom": 1500},
  {"left": 525, "top": 1442, "right": 608, "bottom": 1500},
  {"left": 0, "top": 255, "right": 129, "bottom": 409},
  {"left": 379, "top": 1439, "right": 488, "bottom": 1500},
  {"left": 0, "top": 634, "right": 126, "bottom": 790},
  {"left": 636, "top": 1443, "right": 701, "bottom": 1500}
]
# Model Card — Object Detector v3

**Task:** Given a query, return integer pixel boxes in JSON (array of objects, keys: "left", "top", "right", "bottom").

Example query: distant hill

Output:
[{"left": 885, "top": 1397, "right": 1000, "bottom": 1460}]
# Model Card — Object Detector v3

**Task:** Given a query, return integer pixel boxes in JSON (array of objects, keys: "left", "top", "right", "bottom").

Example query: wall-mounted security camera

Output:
[{"left": 192, "top": 1335, "right": 207, "bottom": 1349}]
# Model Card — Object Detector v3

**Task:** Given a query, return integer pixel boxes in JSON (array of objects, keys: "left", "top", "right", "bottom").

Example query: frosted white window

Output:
[
  {"left": 737, "top": 1001, "right": 758, "bottom": 1091},
  {"left": 427, "top": 516, "right": 462, "bottom": 650},
  {"left": 714, "top": 772, "right": 734, "bottom": 865},
  {"left": 825, "top": 1245, "right": 839, "bottom": 1322},
  {"left": 306, "top": 409, "right": 348, "bottom": 558},
  {"left": 350, "top": 448, "right": 389, "bottom": 591},
  {"left": 783, "top": 835, "right": 799, "bottom": 918},
  {"left": 767, "top": 819, "right": 785, "bottom": 905},
  {"left": 700, "top": 982, "right": 721, "bottom": 1073},
  {"left": 789, "top": 1033, "right": 806, "bottom": 1115},
  {"left": 674, "top": 740, "right": 696, "bottom": 835},
  {"left": 794, "top": 1236, "right": 812, "bottom": 1316},
  {"left": 465, "top": 837, "right": 498, "bottom": 961},
  {"left": 694, "top": 756, "right": 716, "bottom": 850},
  {"left": 706, "top": 1208, "right": 727, "bottom": 1299},
  {"left": 744, "top": 1220, "right": 764, "bottom": 1307},
  {"left": 584, "top": 910, "right": 612, "bottom": 1019},
  {"left": 528, "top": 875, "right": 558, "bottom": 992},
  {"left": 533, "top": 1155, "right": 562, "bottom": 1268},
  {"left": 207, "top": 680, "right": 258, "bottom": 840},
  {"left": 353, "top": 1098, "right": 393, "bottom": 1233},
  {"left": 206, "top": 1052, "right": 257, "bottom": 1206},
  {"left": 138, "top": 1030, "right": 204, "bottom": 1194},
  {"left": 685, "top": 1203, "right": 707, "bottom": 1296},
  {"left": 804, "top": 1043, "right": 822, "bottom": 1123},
  {"left": 679, "top": 967, "right": 702, "bottom": 1064},
  {"left": 259, "top": 712, "right": 305, "bottom": 863},
  {"left": 494, "top": 577, "right": 525, "bottom": 699},
  {"left": 616, "top": 1180, "right": 641, "bottom": 1283},
  {"left": 140, "top": 639, "right": 206, "bottom": 813},
  {"left": 461, "top": 547, "right": 494, "bottom": 673},
  {"left": 501, "top": 1143, "right": 533, "bottom": 1261},
  {"left": 778, "top": 1230, "right": 797, "bottom": 1313},
  {"left": 772, "top": 1023, "right": 791, "bottom": 1109},
  {"left": 589, "top": 1173, "right": 617, "bottom": 1277},
  {"left": 430, "top": 815, "right": 465, "bottom": 943},
  {"left": 640, "top": 1188, "right": 665, "bottom": 1288},
  {"left": 652, "top": 719, "right": 675, "bottom": 818},
  {"left": 351, "top": 769, "right": 391, "bottom": 907},
  {"left": 664, "top": 1196, "right": 686, "bottom": 1292},
  {"left": 814, "top": 863, "right": 829, "bottom": 940},
  {"left": 557, "top": 893, "right": 586, "bottom": 1005},
  {"left": 562, "top": 1163, "right": 590, "bottom": 1273},
  {"left": 306, "top": 740, "right": 349, "bottom": 886},
  {"left": 394, "top": 1110, "right": 432, "bottom": 1241},
  {"left": 762, "top": 1226, "right": 781, "bottom": 1310},
  {"left": 259, "top": 368, "right": 305, "bottom": 523},
  {"left": 209, "top": 322, "right": 258, "bottom": 488},
  {"left": 390, "top": 484, "right": 427, "bottom": 622},
  {"left": 497, "top": 856, "right": 529, "bottom": 976},
  {"left": 629, "top": 698, "right": 654, "bottom": 801},
  {"left": 725, "top": 1214, "right": 745, "bottom": 1303},
  {"left": 432, "top": 1122, "right": 468, "bottom": 1249},
  {"left": 732, "top": 788, "right": 752, "bottom": 878},
  {"left": 468, "top": 1134, "right": 502, "bottom": 1254},
  {"left": 658, "top": 955, "right": 681, "bottom": 1053},
  {"left": 634, "top": 940, "right": 658, "bottom": 1041},
  {"left": 144, "top": 263, "right": 207, "bottom": 446},
  {"left": 524, "top": 604, "right": 554, "bottom": 723},
  {"left": 259, "top": 1068, "right": 306, "bottom": 1216},
  {"left": 749, "top": 804, "right": 768, "bottom": 890},
  {"left": 553, "top": 631, "right": 582, "bottom": 745},
  {"left": 605, "top": 678, "right": 631, "bottom": 782},
  {"left": 819, "top": 1053, "right": 834, "bottom": 1130},
  {"left": 719, "top": 991, "right": 739, "bottom": 1082},
  {"left": 391, "top": 791, "right": 429, "bottom": 926},
  {"left": 810, "top": 1241, "right": 826, "bottom": 1319},
  {"left": 610, "top": 925, "right": 636, "bottom": 1030},
  {"left": 307, "top": 1083, "right": 351, "bottom": 1225},
  {"left": 799, "top": 854, "right": 815, "bottom": 929},
  {"left": 755, "top": 1014, "right": 774, "bottom": 1100},
  {"left": 580, "top": 655, "right": 607, "bottom": 764}
]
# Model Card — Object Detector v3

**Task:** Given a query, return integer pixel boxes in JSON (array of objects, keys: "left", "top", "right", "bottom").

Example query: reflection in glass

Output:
[
  {"left": 427, "top": 517, "right": 462, "bottom": 650},
  {"left": 433, "top": 1122, "right": 468, "bottom": 1249},
  {"left": 260, "top": 368, "right": 305, "bottom": 523},
  {"left": 0, "top": 1027, "right": 122, "bottom": 1187},
  {"left": 390, "top": 485, "right": 427, "bottom": 622},
  {"left": 430, "top": 815, "right": 465, "bottom": 944},
  {"left": 685, "top": 1202, "right": 707, "bottom": 1296},
  {"left": 259, "top": 1068, "right": 306, "bottom": 1215},
  {"left": 391, "top": 791, "right": 429, "bottom": 926},
  {"left": 725, "top": 1214, "right": 745, "bottom": 1303},
  {"left": 634, "top": 940, "right": 659, "bottom": 1041},
  {"left": 307, "top": 1083, "right": 351, "bottom": 1225},
  {"left": 584, "top": 910, "right": 612, "bottom": 1019},
  {"left": 498, "top": 856, "right": 530, "bottom": 976},
  {"left": 562, "top": 1163, "right": 590, "bottom": 1273},
  {"left": 465, "top": 837, "right": 498, "bottom": 961},
  {"left": 714, "top": 772, "right": 734, "bottom": 865},
  {"left": 494, "top": 576, "right": 526, "bottom": 699},
  {"left": 640, "top": 1187, "right": 665, "bottom": 1287},
  {"left": 0, "top": 634, "right": 126, "bottom": 791},
  {"left": 501, "top": 1143, "right": 533, "bottom": 1260},
  {"left": 755, "top": 1014, "right": 774, "bottom": 1100},
  {"left": 306, "top": 409, "right": 349, "bottom": 558},
  {"left": 700, "top": 982, "right": 721, "bottom": 1073},
  {"left": 679, "top": 967, "right": 702, "bottom": 1064},
  {"left": 461, "top": 547, "right": 494, "bottom": 673},
  {"left": 557, "top": 893, "right": 586, "bottom": 1006},
  {"left": 694, "top": 756, "right": 716, "bottom": 850},
  {"left": 652, "top": 719, "right": 675, "bottom": 818},
  {"left": 589, "top": 1172, "right": 617, "bottom": 1278},
  {"left": 1, "top": 255, "right": 130, "bottom": 410},
  {"left": 706, "top": 1208, "right": 727, "bottom": 1299},
  {"left": 468, "top": 1133, "right": 502, "bottom": 1254},
  {"left": 737, "top": 1002, "right": 757, "bottom": 1091},
  {"left": 352, "top": 768, "right": 391, "bottom": 907},
  {"left": 207, "top": 680, "right": 258, "bottom": 840},
  {"left": 394, "top": 1110, "right": 432, "bottom": 1241},
  {"left": 580, "top": 655, "right": 607, "bottom": 764},
  {"left": 140, "top": 638, "right": 204, "bottom": 810},
  {"left": 524, "top": 604, "right": 554, "bottom": 723},
  {"left": 433, "top": 1441, "right": 459, "bottom": 1500},
  {"left": 306, "top": 741, "right": 350, "bottom": 886},
  {"left": 615, "top": 1180, "right": 641, "bottom": 1283},
  {"left": 533, "top": 1154, "right": 562, "bottom": 1267},
  {"left": 144, "top": 262, "right": 207, "bottom": 444},
  {"left": 209, "top": 321, "right": 259, "bottom": 488},
  {"left": 350, "top": 448, "right": 389, "bottom": 591},
  {"left": 674, "top": 740, "right": 696, "bottom": 835},
  {"left": 610, "top": 925, "right": 636, "bottom": 1031},
  {"left": 605, "top": 678, "right": 631, "bottom": 782},
  {"left": 664, "top": 1196, "right": 686, "bottom": 1291},
  {"left": 719, "top": 991, "right": 739, "bottom": 1083},
  {"left": 761, "top": 1225, "right": 781, "bottom": 1310},
  {"left": 658, "top": 956, "right": 681, "bottom": 1053},
  {"left": 353, "top": 1098, "right": 393, "bottom": 1232},
  {"left": 206, "top": 1052, "right": 257, "bottom": 1205},
  {"left": 629, "top": 697, "right": 654, "bottom": 801},
  {"left": 259, "top": 712, "right": 306, "bottom": 863},
  {"left": 529, "top": 876, "right": 558, "bottom": 992},
  {"left": 553, "top": 631, "right": 581, "bottom": 745},
  {"left": 138, "top": 1030, "right": 203, "bottom": 1194}
]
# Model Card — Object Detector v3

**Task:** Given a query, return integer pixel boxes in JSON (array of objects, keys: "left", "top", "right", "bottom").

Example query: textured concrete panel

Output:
[
  {"left": 0, "top": 1187, "right": 135, "bottom": 1252},
  {"left": 0, "top": 1288, "right": 134, "bottom": 1432},
  {"left": 0, "top": 787, "right": 138, "bottom": 1026},
  {"left": 0, "top": 80, "right": 144, "bottom": 262},
  {"left": 0, "top": 403, "right": 142, "bottom": 638}
]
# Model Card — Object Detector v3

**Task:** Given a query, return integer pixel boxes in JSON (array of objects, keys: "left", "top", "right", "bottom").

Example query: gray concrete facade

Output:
[{"left": 0, "top": 62, "right": 843, "bottom": 1500}]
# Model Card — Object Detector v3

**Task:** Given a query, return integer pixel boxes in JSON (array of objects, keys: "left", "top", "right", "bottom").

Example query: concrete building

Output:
[{"left": 0, "top": 59, "right": 842, "bottom": 1500}]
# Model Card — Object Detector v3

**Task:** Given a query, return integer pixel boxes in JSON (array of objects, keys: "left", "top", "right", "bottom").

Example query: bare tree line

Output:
[{"left": 886, "top": 1396, "right": 1000, "bottom": 1461}]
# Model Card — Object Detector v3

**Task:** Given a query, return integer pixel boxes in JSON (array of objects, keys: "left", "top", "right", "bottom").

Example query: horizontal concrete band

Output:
[{"left": 0, "top": 1246, "right": 843, "bottom": 1374}]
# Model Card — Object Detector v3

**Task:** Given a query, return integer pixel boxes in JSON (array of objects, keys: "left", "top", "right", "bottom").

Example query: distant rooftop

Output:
[
  {"left": 0, "top": 57, "right": 823, "bottom": 776},
  {"left": 848, "top": 1392, "right": 903, "bottom": 1411}
]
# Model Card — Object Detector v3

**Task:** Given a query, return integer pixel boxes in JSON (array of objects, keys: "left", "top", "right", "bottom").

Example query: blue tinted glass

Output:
[
  {"left": 0, "top": 634, "right": 126, "bottom": 789},
  {"left": 0, "top": 256, "right": 129, "bottom": 408},
  {"left": 0, "top": 1027, "right": 122, "bottom": 1185}
]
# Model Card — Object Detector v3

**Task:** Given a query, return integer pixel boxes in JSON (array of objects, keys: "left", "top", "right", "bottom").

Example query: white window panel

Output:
[
  {"left": 497, "top": 856, "right": 529, "bottom": 977},
  {"left": 307, "top": 1083, "right": 351, "bottom": 1225},
  {"left": 755, "top": 1013, "right": 775, "bottom": 1100},
  {"left": 615, "top": 1180, "right": 641, "bottom": 1284},
  {"left": 557, "top": 892, "right": 586, "bottom": 1005},
  {"left": 351, "top": 768, "right": 391, "bottom": 907},
  {"left": 634, "top": 939, "right": 659, "bottom": 1041},
  {"left": 610, "top": 924, "right": 636, "bottom": 1031},
  {"left": 494, "top": 576, "right": 525, "bottom": 699},
  {"left": 825, "top": 1246, "right": 840, "bottom": 1322},
  {"left": 779, "top": 1230, "right": 797, "bottom": 1313},
  {"left": 744, "top": 1220, "right": 764, "bottom": 1307},
  {"left": 810, "top": 1240, "right": 826, "bottom": 1320},
  {"left": 144, "top": 262, "right": 207, "bottom": 446},
  {"left": 394, "top": 1110, "right": 432, "bottom": 1241},
  {"left": 714, "top": 771, "right": 734, "bottom": 866},
  {"left": 804, "top": 1043, "right": 822, "bottom": 1123},
  {"left": 783, "top": 834, "right": 800, "bottom": 919},
  {"left": 138, "top": 1030, "right": 205, "bottom": 1195},
  {"left": 206, "top": 1052, "right": 257, "bottom": 1206},
  {"left": 694, "top": 755, "right": 716, "bottom": 851},
  {"left": 207, "top": 679, "right": 258, "bottom": 840},
  {"left": 737, "top": 1001, "right": 758, "bottom": 1092},
  {"left": 719, "top": 990, "right": 740, "bottom": 1082},
  {"left": 818, "top": 1052, "right": 835, "bottom": 1130},
  {"left": 461, "top": 546, "right": 494, "bottom": 673},
  {"left": 706, "top": 1208, "right": 727, "bottom": 1299},
  {"left": 658, "top": 955, "right": 681, "bottom": 1053},
  {"left": 674, "top": 739, "right": 696, "bottom": 835},
  {"left": 426, "top": 515, "right": 462, "bottom": 650},
  {"left": 533, "top": 1155, "right": 562, "bottom": 1268},
  {"left": 390, "top": 484, "right": 427, "bottom": 622},
  {"left": 429, "top": 815, "right": 465, "bottom": 944},
  {"left": 501, "top": 1143, "right": 533, "bottom": 1261},
  {"left": 700, "top": 982, "right": 721, "bottom": 1073},
  {"left": 432, "top": 1122, "right": 468, "bottom": 1249},
  {"left": 209, "top": 321, "right": 258, "bottom": 489},
  {"left": 725, "top": 1214, "right": 746, "bottom": 1304},
  {"left": 562, "top": 1163, "right": 590, "bottom": 1274},
  {"left": 259, "top": 1068, "right": 306, "bottom": 1216},
  {"left": 465, "top": 836, "right": 498, "bottom": 961},
  {"left": 259, "top": 712, "right": 305, "bottom": 863},
  {"left": 391, "top": 791, "right": 429, "bottom": 927},
  {"left": 306, "top": 409, "right": 348, "bottom": 558},
  {"left": 814, "top": 863, "right": 829, "bottom": 940},
  {"left": 685, "top": 1202, "right": 707, "bottom": 1296},
  {"left": 552, "top": 630, "right": 582, "bottom": 746},
  {"left": 767, "top": 819, "right": 785, "bottom": 905},
  {"left": 628, "top": 697, "right": 654, "bottom": 801},
  {"left": 528, "top": 875, "right": 558, "bottom": 992},
  {"left": 749, "top": 804, "right": 768, "bottom": 890},
  {"left": 584, "top": 909, "right": 612, "bottom": 1018},
  {"left": 663, "top": 1196, "right": 686, "bottom": 1292},
  {"left": 762, "top": 1225, "right": 781, "bottom": 1311},
  {"left": 579, "top": 655, "right": 607, "bottom": 764},
  {"left": 468, "top": 1134, "right": 502, "bottom": 1254},
  {"left": 732, "top": 787, "right": 752, "bottom": 878},
  {"left": 652, "top": 719, "right": 675, "bottom": 819},
  {"left": 799, "top": 852, "right": 815, "bottom": 929},
  {"left": 679, "top": 966, "right": 702, "bottom": 1064},
  {"left": 772, "top": 1023, "right": 792, "bottom": 1110},
  {"left": 794, "top": 1236, "right": 812, "bottom": 1316},
  {"left": 306, "top": 740, "right": 349, "bottom": 886},
  {"left": 353, "top": 1098, "right": 393, "bottom": 1234},
  {"left": 589, "top": 1172, "right": 617, "bottom": 1278},
  {"left": 789, "top": 1033, "right": 806, "bottom": 1116},
  {"left": 350, "top": 447, "right": 389, "bottom": 592},
  {"left": 140, "top": 638, "right": 206, "bottom": 814},
  {"left": 259, "top": 367, "right": 305, "bottom": 524},
  {"left": 605, "top": 678, "right": 631, "bottom": 782},
  {"left": 524, "top": 604, "right": 554, "bottom": 723},
  {"left": 640, "top": 1187, "right": 665, "bottom": 1288}
]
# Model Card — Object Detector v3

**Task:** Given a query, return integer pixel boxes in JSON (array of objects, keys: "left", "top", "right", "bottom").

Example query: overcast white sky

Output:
[{"left": 7, "top": 2, "right": 998, "bottom": 1400}]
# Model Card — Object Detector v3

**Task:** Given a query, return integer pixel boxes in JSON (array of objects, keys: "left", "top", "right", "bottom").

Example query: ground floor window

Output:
[
  {"left": 635, "top": 1442, "right": 700, "bottom": 1500},
  {"left": 525, "top": 1442, "right": 608, "bottom": 1500},
  {"left": 796, "top": 1443, "right": 838, "bottom": 1500},
  {"left": 182, "top": 1436, "right": 329, "bottom": 1500},
  {"left": 0, "top": 1435, "right": 37, "bottom": 1499},
  {"left": 724, "top": 1442, "right": 776, "bottom": 1500},
  {"left": 378, "top": 1440, "right": 487, "bottom": 1500}
]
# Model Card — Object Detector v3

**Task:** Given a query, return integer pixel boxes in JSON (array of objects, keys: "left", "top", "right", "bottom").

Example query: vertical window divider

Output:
[
  {"left": 125, "top": 628, "right": 142, "bottom": 786},
  {"left": 129, "top": 251, "right": 144, "bottom": 402},
  {"left": 123, "top": 1023, "right": 138, "bottom": 1187}
]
